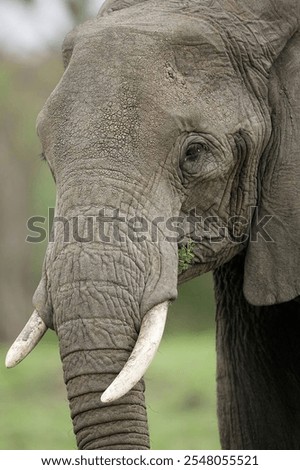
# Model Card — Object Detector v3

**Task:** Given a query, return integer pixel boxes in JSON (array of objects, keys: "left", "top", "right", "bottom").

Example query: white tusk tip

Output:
[
  {"left": 5, "top": 343, "right": 27, "bottom": 368},
  {"left": 101, "top": 385, "right": 125, "bottom": 403},
  {"left": 4, "top": 310, "right": 48, "bottom": 369},
  {"left": 5, "top": 352, "right": 18, "bottom": 369},
  {"left": 100, "top": 391, "right": 114, "bottom": 404}
]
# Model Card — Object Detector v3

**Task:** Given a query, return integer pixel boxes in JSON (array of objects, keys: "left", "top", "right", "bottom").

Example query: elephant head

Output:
[{"left": 6, "top": 0, "right": 300, "bottom": 450}]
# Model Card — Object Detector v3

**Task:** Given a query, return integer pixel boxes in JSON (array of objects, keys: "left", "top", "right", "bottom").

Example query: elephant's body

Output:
[
  {"left": 9, "top": 0, "right": 300, "bottom": 449},
  {"left": 215, "top": 256, "right": 300, "bottom": 449}
]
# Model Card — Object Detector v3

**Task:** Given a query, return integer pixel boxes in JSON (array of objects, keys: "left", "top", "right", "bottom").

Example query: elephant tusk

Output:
[
  {"left": 5, "top": 310, "right": 48, "bottom": 368},
  {"left": 101, "top": 301, "right": 168, "bottom": 404}
]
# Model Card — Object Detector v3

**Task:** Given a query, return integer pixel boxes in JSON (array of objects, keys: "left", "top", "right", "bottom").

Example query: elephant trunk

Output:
[
  {"left": 50, "top": 209, "right": 177, "bottom": 449},
  {"left": 60, "top": 329, "right": 150, "bottom": 449},
  {"left": 71, "top": 390, "right": 149, "bottom": 449},
  {"left": 53, "top": 244, "right": 149, "bottom": 449}
]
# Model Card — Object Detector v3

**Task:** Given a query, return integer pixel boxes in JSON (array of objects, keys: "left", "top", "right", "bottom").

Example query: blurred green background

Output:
[{"left": 0, "top": 0, "right": 219, "bottom": 449}]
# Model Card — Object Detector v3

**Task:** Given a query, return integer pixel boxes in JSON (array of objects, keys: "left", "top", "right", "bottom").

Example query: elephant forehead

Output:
[
  {"left": 62, "top": 6, "right": 230, "bottom": 88},
  {"left": 39, "top": 27, "right": 167, "bottom": 137},
  {"left": 43, "top": 29, "right": 238, "bottom": 131},
  {"left": 65, "top": 20, "right": 254, "bottom": 133},
  {"left": 75, "top": 7, "right": 225, "bottom": 46},
  {"left": 69, "top": 14, "right": 228, "bottom": 80}
]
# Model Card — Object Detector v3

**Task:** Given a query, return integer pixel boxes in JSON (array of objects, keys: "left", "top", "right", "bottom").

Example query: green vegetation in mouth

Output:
[{"left": 178, "top": 240, "right": 196, "bottom": 274}]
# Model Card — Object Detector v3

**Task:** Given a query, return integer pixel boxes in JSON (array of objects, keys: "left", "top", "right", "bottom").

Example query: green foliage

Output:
[
  {"left": 0, "top": 332, "right": 219, "bottom": 449},
  {"left": 178, "top": 240, "right": 196, "bottom": 273}
]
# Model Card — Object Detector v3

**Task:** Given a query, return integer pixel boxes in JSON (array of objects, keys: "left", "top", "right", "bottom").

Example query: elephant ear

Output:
[
  {"left": 98, "top": 0, "right": 148, "bottom": 16},
  {"left": 244, "top": 31, "right": 300, "bottom": 306}
]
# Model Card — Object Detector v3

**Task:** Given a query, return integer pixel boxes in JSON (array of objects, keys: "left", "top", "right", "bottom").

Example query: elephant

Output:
[{"left": 6, "top": 0, "right": 300, "bottom": 450}]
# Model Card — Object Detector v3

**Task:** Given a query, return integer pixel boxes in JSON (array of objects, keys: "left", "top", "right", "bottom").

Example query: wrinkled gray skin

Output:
[{"left": 33, "top": 0, "right": 300, "bottom": 449}]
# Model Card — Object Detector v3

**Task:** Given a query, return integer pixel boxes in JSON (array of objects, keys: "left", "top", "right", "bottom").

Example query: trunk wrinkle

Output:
[
  {"left": 78, "top": 430, "right": 150, "bottom": 450},
  {"left": 74, "top": 417, "right": 148, "bottom": 434},
  {"left": 60, "top": 347, "right": 133, "bottom": 362}
]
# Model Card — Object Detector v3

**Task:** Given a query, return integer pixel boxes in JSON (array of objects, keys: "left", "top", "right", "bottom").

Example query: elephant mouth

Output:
[{"left": 5, "top": 300, "right": 170, "bottom": 404}]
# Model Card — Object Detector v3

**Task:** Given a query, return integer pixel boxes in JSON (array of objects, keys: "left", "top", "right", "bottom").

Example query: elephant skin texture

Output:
[{"left": 19, "top": 0, "right": 300, "bottom": 450}]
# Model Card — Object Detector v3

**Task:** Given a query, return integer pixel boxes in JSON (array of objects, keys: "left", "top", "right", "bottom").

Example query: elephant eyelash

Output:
[{"left": 39, "top": 152, "right": 46, "bottom": 161}]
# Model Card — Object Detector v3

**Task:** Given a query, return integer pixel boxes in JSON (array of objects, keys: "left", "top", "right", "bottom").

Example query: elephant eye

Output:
[
  {"left": 181, "top": 142, "right": 211, "bottom": 175},
  {"left": 185, "top": 143, "right": 208, "bottom": 162}
]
